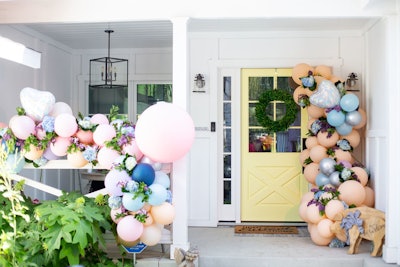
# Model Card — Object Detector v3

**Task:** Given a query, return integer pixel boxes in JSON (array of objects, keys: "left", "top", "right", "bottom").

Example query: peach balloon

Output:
[
  {"left": 307, "top": 105, "right": 325, "bottom": 119},
  {"left": 353, "top": 108, "right": 367, "bottom": 129},
  {"left": 325, "top": 199, "right": 345, "bottom": 220},
  {"left": 330, "top": 75, "right": 345, "bottom": 84},
  {"left": 338, "top": 180, "right": 366, "bottom": 206},
  {"left": 303, "top": 162, "right": 319, "bottom": 185},
  {"left": 305, "top": 204, "right": 324, "bottom": 224},
  {"left": 341, "top": 130, "right": 361, "bottom": 148},
  {"left": 93, "top": 124, "right": 116, "bottom": 146},
  {"left": 123, "top": 139, "right": 144, "bottom": 161},
  {"left": 151, "top": 202, "right": 175, "bottom": 225},
  {"left": 23, "top": 144, "right": 44, "bottom": 161},
  {"left": 299, "top": 148, "right": 310, "bottom": 166},
  {"left": 305, "top": 88, "right": 314, "bottom": 97},
  {"left": 299, "top": 201, "right": 309, "bottom": 222},
  {"left": 351, "top": 166, "right": 369, "bottom": 186},
  {"left": 90, "top": 113, "right": 109, "bottom": 125},
  {"left": 310, "top": 225, "right": 333, "bottom": 246},
  {"left": 363, "top": 186, "right": 375, "bottom": 207},
  {"left": 293, "top": 86, "right": 308, "bottom": 104},
  {"left": 309, "top": 145, "right": 327, "bottom": 163},
  {"left": 317, "top": 218, "right": 334, "bottom": 238},
  {"left": 67, "top": 151, "right": 89, "bottom": 168},
  {"left": 305, "top": 136, "right": 319, "bottom": 149},
  {"left": 50, "top": 136, "right": 71, "bottom": 156},
  {"left": 313, "top": 76, "right": 326, "bottom": 87},
  {"left": 140, "top": 224, "right": 162, "bottom": 246},
  {"left": 314, "top": 65, "right": 332, "bottom": 79},
  {"left": 334, "top": 149, "right": 352, "bottom": 163},
  {"left": 301, "top": 191, "right": 315, "bottom": 204},
  {"left": 317, "top": 131, "right": 339, "bottom": 148},
  {"left": 54, "top": 113, "right": 78, "bottom": 138},
  {"left": 75, "top": 129, "right": 94, "bottom": 145},
  {"left": 144, "top": 213, "right": 154, "bottom": 226},
  {"left": 292, "top": 63, "right": 314, "bottom": 85}
]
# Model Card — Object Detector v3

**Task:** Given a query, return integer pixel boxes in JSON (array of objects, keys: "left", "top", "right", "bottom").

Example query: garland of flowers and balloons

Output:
[
  {"left": 0, "top": 87, "right": 195, "bottom": 247},
  {"left": 255, "top": 89, "right": 299, "bottom": 133},
  {"left": 292, "top": 63, "right": 372, "bottom": 247}
]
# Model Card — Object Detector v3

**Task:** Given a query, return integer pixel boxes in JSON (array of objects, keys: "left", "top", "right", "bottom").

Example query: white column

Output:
[
  {"left": 382, "top": 14, "right": 400, "bottom": 265},
  {"left": 170, "top": 17, "right": 190, "bottom": 259}
]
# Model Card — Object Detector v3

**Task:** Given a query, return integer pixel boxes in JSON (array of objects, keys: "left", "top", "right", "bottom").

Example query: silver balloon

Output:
[
  {"left": 329, "top": 171, "right": 341, "bottom": 187},
  {"left": 345, "top": 110, "right": 362, "bottom": 126},
  {"left": 152, "top": 162, "right": 163, "bottom": 171},
  {"left": 319, "top": 158, "right": 336, "bottom": 176}
]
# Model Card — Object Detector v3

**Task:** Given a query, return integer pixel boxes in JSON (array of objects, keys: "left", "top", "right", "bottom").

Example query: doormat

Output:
[{"left": 234, "top": 225, "right": 299, "bottom": 235}]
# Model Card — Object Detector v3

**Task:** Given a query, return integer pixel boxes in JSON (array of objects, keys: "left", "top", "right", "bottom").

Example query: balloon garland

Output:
[
  {"left": 255, "top": 89, "right": 299, "bottom": 133},
  {"left": 0, "top": 88, "right": 195, "bottom": 248},
  {"left": 292, "top": 63, "right": 371, "bottom": 247}
]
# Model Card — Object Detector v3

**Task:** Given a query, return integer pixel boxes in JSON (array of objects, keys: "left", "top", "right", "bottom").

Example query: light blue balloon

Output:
[
  {"left": 327, "top": 110, "right": 345, "bottom": 127},
  {"left": 153, "top": 171, "right": 170, "bottom": 189},
  {"left": 336, "top": 122, "right": 353, "bottom": 136},
  {"left": 315, "top": 172, "right": 330, "bottom": 187},
  {"left": 340, "top": 94, "right": 359, "bottom": 112},
  {"left": 122, "top": 192, "right": 144, "bottom": 212},
  {"left": 148, "top": 184, "right": 167, "bottom": 206}
]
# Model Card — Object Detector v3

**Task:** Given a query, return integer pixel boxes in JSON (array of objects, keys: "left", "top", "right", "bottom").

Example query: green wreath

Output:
[{"left": 255, "top": 89, "right": 299, "bottom": 133}]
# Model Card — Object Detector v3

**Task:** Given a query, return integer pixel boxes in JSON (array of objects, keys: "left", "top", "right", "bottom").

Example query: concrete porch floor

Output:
[{"left": 108, "top": 226, "right": 397, "bottom": 267}]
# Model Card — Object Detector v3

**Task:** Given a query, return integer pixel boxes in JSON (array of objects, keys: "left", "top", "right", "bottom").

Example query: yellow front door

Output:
[{"left": 241, "top": 68, "right": 308, "bottom": 222}]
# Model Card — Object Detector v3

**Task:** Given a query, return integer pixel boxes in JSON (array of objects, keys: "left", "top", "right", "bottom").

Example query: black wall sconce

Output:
[
  {"left": 346, "top": 72, "right": 359, "bottom": 92},
  {"left": 193, "top": 73, "right": 206, "bottom": 93}
]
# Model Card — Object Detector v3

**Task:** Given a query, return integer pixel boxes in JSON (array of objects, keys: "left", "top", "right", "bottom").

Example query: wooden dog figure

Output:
[{"left": 330, "top": 206, "right": 385, "bottom": 256}]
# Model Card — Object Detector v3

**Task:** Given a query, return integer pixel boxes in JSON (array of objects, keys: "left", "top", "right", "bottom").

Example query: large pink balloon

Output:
[
  {"left": 135, "top": 102, "right": 195, "bottom": 163},
  {"left": 54, "top": 113, "right": 78, "bottom": 137},
  {"left": 10, "top": 115, "right": 35, "bottom": 140},
  {"left": 117, "top": 215, "right": 144, "bottom": 242},
  {"left": 93, "top": 124, "right": 116, "bottom": 146}
]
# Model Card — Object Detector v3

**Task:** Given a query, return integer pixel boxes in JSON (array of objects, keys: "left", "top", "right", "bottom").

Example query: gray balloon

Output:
[
  {"left": 319, "top": 158, "right": 336, "bottom": 175},
  {"left": 345, "top": 110, "right": 362, "bottom": 126},
  {"left": 329, "top": 171, "right": 341, "bottom": 187}
]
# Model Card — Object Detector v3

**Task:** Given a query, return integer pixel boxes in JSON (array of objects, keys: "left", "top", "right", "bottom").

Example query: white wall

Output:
[{"left": 188, "top": 30, "right": 367, "bottom": 226}]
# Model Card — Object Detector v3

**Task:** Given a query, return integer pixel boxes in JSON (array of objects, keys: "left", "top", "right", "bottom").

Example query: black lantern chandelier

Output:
[{"left": 89, "top": 30, "right": 128, "bottom": 88}]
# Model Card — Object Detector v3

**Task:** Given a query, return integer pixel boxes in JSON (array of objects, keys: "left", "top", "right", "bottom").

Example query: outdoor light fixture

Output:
[
  {"left": 0, "top": 36, "right": 41, "bottom": 69},
  {"left": 89, "top": 30, "right": 128, "bottom": 88},
  {"left": 346, "top": 72, "right": 359, "bottom": 91},
  {"left": 193, "top": 73, "right": 206, "bottom": 92}
]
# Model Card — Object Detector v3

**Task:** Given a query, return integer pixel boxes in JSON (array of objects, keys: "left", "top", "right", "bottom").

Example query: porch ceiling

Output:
[{"left": 15, "top": 17, "right": 377, "bottom": 50}]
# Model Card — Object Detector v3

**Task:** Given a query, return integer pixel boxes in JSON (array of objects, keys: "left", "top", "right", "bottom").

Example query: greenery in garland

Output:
[{"left": 255, "top": 89, "right": 299, "bottom": 133}]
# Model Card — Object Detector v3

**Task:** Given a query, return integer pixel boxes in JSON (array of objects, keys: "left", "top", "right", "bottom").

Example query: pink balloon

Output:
[
  {"left": 10, "top": 115, "right": 35, "bottom": 140},
  {"left": 93, "top": 124, "right": 116, "bottom": 146},
  {"left": 49, "top": 102, "right": 73, "bottom": 117},
  {"left": 135, "top": 102, "right": 195, "bottom": 163},
  {"left": 97, "top": 146, "right": 120, "bottom": 169},
  {"left": 50, "top": 136, "right": 71, "bottom": 156},
  {"left": 54, "top": 113, "right": 78, "bottom": 137},
  {"left": 104, "top": 169, "right": 131, "bottom": 196},
  {"left": 90, "top": 113, "right": 109, "bottom": 125},
  {"left": 116, "top": 215, "right": 144, "bottom": 242},
  {"left": 110, "top": 207, "right": 124, "bottom": 224},
  {"left": 123, "top": 139, "right": 143, "bottom": 161}
]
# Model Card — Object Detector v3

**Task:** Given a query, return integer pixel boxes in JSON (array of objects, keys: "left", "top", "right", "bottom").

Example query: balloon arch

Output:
[
  {"left": 1, "top": 87, "right": 195, "bottom": 247},
  {"left": 292, "top": 63, "right": 371, "bottom": 246}
]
